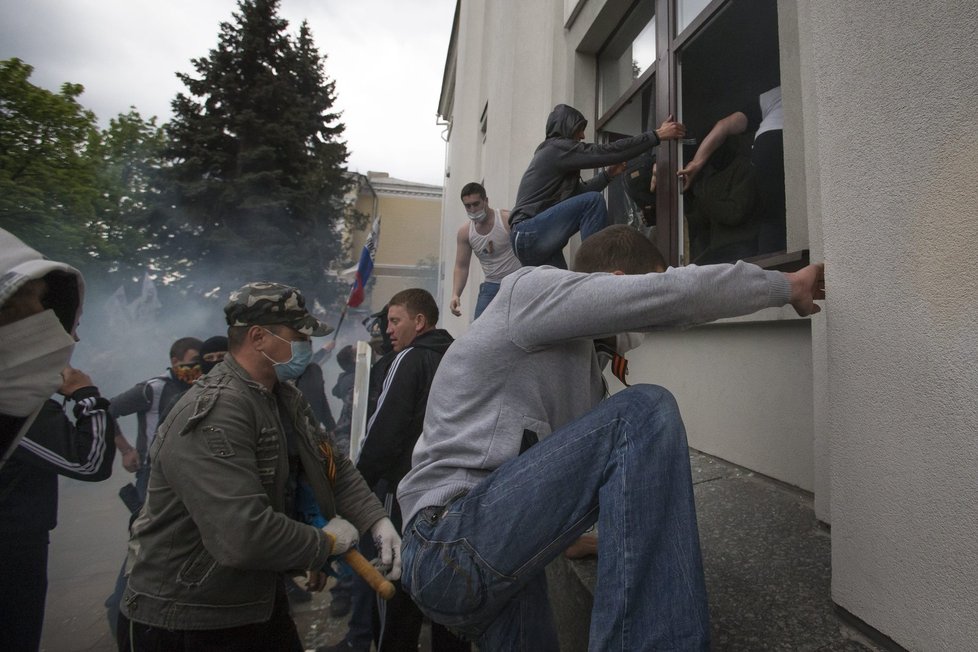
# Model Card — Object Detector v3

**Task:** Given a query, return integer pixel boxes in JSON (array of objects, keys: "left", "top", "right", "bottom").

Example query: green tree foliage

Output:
[
  {"left": 0, "top": 58, "right": 102, "bottom": 268},
  {"left": 157, "top": 0, "right": 351, "bottom": 305},
  {"left": 94, "top": 109, "right": 167, "bottom": 276},
  {"left": 0, "top": 59, "right": 162, "bottom": 284}
]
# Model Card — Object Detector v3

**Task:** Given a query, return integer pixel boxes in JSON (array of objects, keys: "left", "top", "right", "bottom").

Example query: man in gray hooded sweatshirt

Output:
[
  {"left": 397, "top": 226, "right": 825, "bottom": 651},
  {"left": 508, "top": 104, "right": 685, "bottom": 268}
]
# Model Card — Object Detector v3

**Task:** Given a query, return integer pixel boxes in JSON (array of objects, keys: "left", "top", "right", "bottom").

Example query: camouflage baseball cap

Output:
[{"left": 224, "top": 282, "right": 333, "bottom": 336}]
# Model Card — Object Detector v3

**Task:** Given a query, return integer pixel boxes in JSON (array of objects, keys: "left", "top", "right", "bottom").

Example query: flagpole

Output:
[{"left": 331, "top": 304, "right": 349, "bottom": 343}]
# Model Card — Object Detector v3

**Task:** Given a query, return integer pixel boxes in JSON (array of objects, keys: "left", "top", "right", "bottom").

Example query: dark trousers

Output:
[
  {"left": 116, "top": 585, "right": 302, "bottom": 652},
  {"left": 752, "top": 129, "right": 787, "bottom": 253},
  {"left": 379, "top": 582, "right": 470, "bottom": 652},
  {"left": 0, "top": 530, "right": 49, "bottom": 652}
]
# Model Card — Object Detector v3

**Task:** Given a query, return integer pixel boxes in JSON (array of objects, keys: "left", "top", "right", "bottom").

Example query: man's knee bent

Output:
[
  {"left": 612, "top": 384, "right": 684, "bottom": 437},
  {"left": 577, "top": 191, "right": 606, "bottom": 211},
  {"left": 615, "top": 383, "right": 678, "bottom": 409}
]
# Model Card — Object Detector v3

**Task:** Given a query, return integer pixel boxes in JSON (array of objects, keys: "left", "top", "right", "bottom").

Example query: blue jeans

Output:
[
  {"left": 510, "top": 191, "right": 608, "bottom": 268},
  {"left": 401, "top": 385, "right": 710, "bottom": 651},
  {"left": 473, "top": 282, "right": 500, "bottom": 319}
]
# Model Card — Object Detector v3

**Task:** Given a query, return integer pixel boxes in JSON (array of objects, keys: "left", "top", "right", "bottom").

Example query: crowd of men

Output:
[{"left": 0, "top": 101, "right": 823, "bottom": 652}]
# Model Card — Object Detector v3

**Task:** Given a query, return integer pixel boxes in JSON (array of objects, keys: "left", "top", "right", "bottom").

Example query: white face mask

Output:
[
  {"left": 0, "top": 309, "right": 75, "bottom": 417},
  {"left": 467, "top": 209, "right": 487, "bottom": 222}
]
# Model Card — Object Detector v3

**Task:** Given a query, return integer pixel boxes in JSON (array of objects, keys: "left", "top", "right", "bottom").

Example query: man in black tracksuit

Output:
[
  {"left": 0, "top": 228, "right": 116, "bottom": 651},
  {"left": 509, "top": 103, "right": 685, "bottom": 268},
  {"left": 352, "top": 288, "right": 467, "bottom": 652}
]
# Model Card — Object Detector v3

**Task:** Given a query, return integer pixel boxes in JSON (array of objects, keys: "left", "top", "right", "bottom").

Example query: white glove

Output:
[
  {"left": 322, "top": 517, "right": 359, "bottom": 556},
  {"left": 370, "top": 517, "right": 402, "bottom": 581}
]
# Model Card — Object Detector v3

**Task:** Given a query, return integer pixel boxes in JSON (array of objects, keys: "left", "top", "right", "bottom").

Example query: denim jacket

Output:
[{"left": 121, "top": 354, "right": 385, "bottom": 630}]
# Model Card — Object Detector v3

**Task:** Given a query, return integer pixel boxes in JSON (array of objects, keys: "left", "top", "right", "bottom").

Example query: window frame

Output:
[{"left": 595, "top": 0, "right": 800, "bottom": 269}]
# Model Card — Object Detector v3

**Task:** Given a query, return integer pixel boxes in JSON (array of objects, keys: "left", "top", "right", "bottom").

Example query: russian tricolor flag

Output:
[{"left": 347, "top": 216, "right": 380, "bottom": 308}]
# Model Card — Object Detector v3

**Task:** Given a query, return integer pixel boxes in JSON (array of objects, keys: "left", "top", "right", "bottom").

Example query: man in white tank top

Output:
[{"left": 450, "top": 182, "right": 522, "bottom": 319}]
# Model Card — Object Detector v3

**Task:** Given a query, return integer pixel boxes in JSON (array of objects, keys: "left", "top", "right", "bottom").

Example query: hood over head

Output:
[
  {"left": 0, "top": 228, "right": 84, "bottom": 334},
  {"left": 545, "top": 104, "right": 588, "bottom": 140}
]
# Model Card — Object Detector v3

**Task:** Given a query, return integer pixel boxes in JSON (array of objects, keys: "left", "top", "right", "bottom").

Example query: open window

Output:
[
  {"left": 593, "top": 0, "right": 787, "bottom": 267},
  {"left": 676, "top": 0, "right": 782, "bottom": 265}
]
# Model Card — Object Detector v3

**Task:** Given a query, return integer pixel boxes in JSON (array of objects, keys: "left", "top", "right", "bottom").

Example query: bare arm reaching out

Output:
[
  {"left": 677, "top": 111, "right": 749, "bottom": 192},
  {"left": 450, "top": 224, "right": 473, "bottom": 317}
]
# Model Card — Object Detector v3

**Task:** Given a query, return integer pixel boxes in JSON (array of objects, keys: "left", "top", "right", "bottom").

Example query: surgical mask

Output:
[
  {"left": 0, "top": 309, "right": 75, "bottom": 417},
  {"left": 467, "top": 209, "right": 487, "bottom": 222},
  {"left": 261, "top": 329, "right": 313, "bottom": 381}
]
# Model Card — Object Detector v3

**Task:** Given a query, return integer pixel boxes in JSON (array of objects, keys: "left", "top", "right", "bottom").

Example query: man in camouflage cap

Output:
[
  {"left": 225, "top": 281, "right": 333, "bottom": 337},
  {"left": 120, "top": 281, "right": 401, "bottom": 650}
]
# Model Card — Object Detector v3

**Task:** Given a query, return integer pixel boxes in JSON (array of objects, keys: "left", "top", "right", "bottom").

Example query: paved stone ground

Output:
[{"left": 547, "top": 450, "right": 885, "bottom": 652}]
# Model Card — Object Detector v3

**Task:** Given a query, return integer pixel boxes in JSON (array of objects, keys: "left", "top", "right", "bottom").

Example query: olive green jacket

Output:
[{"left": 121, "top": 354, "right": 386, "bottom": 630}]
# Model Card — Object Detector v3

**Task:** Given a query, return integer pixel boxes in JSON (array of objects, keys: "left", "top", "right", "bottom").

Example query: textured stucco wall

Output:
[
  {"left": 800, "top": 1, "right": 978, "bottom": 647},
  {"left": 779, "top": 0, "right": 832, "bottom": 522}
]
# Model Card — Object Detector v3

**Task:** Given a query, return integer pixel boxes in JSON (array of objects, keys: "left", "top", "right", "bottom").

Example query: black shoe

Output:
[{"left": 329, "top": 593, "right": 351, "bottom": 617}]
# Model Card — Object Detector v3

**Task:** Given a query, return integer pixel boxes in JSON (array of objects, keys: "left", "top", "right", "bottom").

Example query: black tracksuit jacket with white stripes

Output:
[
  {"left": 356, "top": 329, "right": 453, "bottom": 527},
  {"left": 0, "top": 387, "right": 115, "bottom": 535}
]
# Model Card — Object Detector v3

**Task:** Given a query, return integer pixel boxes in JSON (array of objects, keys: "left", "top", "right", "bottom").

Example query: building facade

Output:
[
  {"left": 436, "top": 1, "right": 978, "bottom": 648},
  {"left": 343, "top": 171, "right": 443, "bottom": 315}
]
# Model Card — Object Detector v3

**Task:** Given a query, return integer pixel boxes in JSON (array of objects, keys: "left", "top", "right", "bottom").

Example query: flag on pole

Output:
[{"left": 347, "top": 216, "right": 380, "bottom": 308}]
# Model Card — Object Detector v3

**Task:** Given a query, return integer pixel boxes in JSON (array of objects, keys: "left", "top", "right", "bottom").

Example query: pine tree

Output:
[{"left": 155, "top": 0, "right": 351, "bottom": 304}]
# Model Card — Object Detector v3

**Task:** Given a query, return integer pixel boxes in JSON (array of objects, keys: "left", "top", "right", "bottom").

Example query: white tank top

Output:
[
  {"left": 755, "top": 86, "right": 783, "bottom": 139},
  {"left": 468, "top": 211, "right": 522, "bottom": 282}
]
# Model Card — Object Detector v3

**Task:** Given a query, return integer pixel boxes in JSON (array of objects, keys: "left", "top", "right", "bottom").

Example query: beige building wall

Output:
[{"left": 438, "top": 0, "right": 978, "bottom": 646}]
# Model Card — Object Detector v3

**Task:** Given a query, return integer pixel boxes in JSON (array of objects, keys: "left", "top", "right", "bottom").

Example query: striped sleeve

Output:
[{"left": 17, "top": 390, "right": 115, "bottom": 481}]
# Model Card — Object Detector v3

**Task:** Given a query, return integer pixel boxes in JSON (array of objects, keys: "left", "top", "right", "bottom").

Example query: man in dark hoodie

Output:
[
  {"left": 509, "top": 103, "right": 685, "bottom": 268},
  {"left": 347, "top": 288, "right": 467, "bottom": 652}
]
